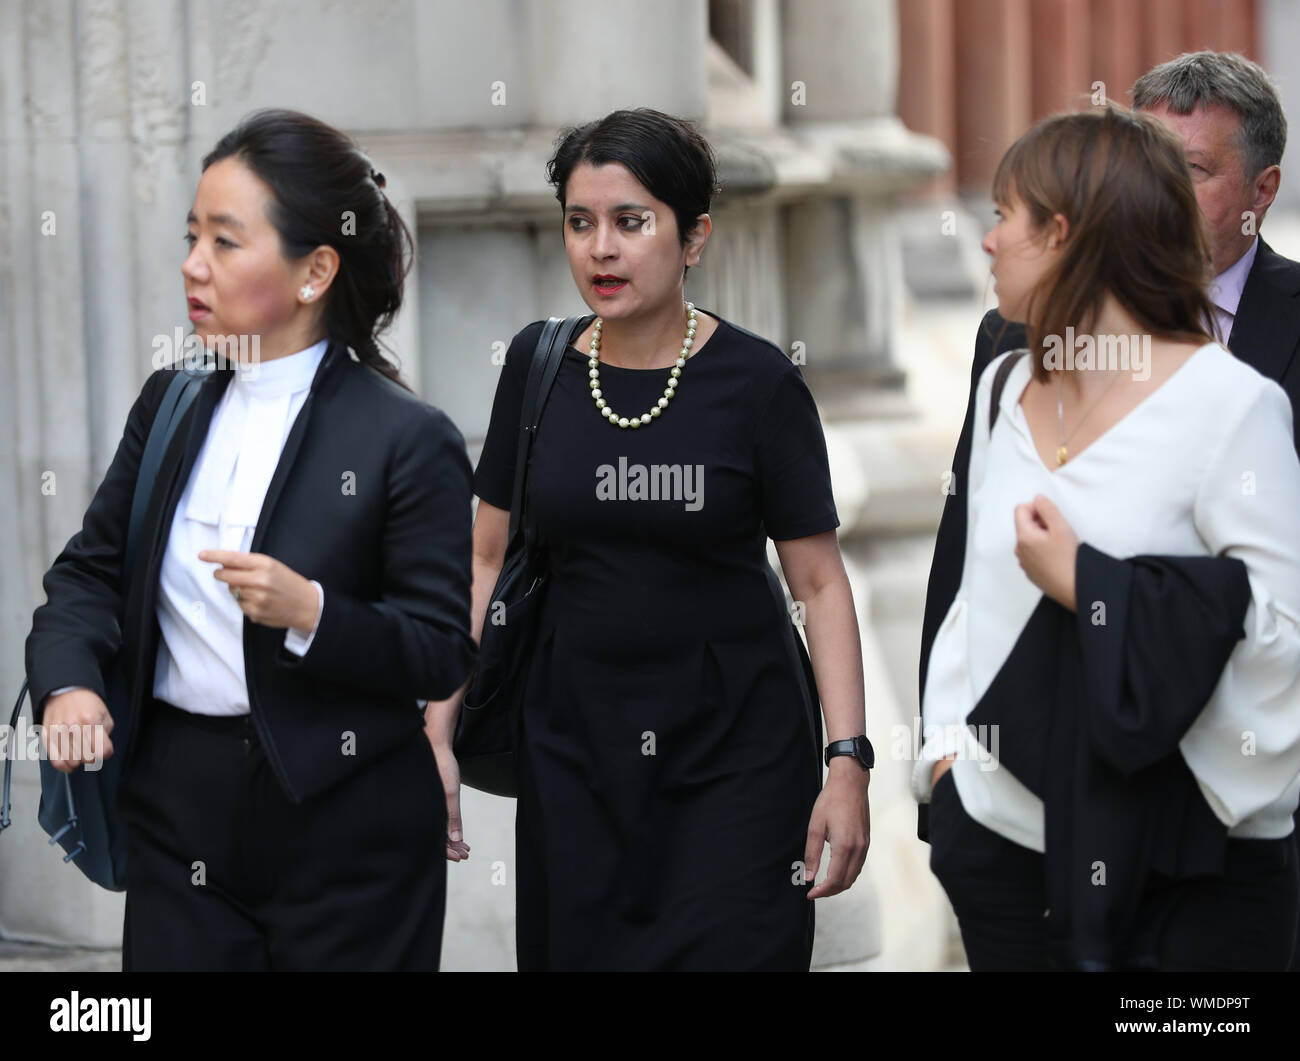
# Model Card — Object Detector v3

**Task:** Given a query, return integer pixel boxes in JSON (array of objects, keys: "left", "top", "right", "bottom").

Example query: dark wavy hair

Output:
[
  {"left": 992, "top": 104, "right": 1216, "bottom": 381},
  {"left": 202, "top": 109, "right": 414, "bottom": 389},
  {"left": 546, "top": 108, "right": 718, "bottom": 271}
]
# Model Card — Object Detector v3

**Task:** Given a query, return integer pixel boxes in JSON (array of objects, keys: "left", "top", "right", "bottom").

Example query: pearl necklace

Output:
[{"left": 589, "top": 302, "right": 697, "bottom": 428}]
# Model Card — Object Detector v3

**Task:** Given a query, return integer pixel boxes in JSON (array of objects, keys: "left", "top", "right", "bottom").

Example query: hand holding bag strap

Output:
[{"left": 507, "top": 315, "right": 584, "bottom": 545}]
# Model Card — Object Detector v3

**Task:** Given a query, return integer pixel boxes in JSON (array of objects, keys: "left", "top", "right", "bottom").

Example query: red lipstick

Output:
[{"left": 592, "top": 275, "right": 628, "bottom": 296}]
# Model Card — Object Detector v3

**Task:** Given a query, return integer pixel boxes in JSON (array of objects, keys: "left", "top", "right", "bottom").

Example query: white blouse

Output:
[
  {"left": 151, "top": 340, "right": 328, "bottom": 716},
  {"left": 915, "top": 342, "right": 1300, "bottom": 846}
]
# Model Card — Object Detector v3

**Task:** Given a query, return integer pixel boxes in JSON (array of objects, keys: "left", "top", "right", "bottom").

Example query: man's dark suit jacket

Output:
[
  {"left": 917, "top": 235, "right": 1300, "bottom": 842},
  {"left": 26, "top": 341, "right": 476, "bottom": 803}
]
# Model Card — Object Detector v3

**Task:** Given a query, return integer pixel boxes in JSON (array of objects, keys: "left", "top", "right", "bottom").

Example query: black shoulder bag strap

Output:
[
  {"left": 126, "top": 368, "right": 209, "bottom": 584},
  {"left": 988, "top": 350, "right": 1028, "bottom": 435},
  {"left": 506, "top": 316, "right": 584, "bottom": 547}
]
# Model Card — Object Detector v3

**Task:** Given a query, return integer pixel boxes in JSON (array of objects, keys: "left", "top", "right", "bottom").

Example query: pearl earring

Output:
[{"left": 300, "top": 284, "right": 315, "bottom": 301}]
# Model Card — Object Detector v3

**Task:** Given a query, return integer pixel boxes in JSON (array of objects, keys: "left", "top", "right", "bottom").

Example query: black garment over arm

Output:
[{"left": 965, "top": 546, "right": 1250, "bottom": 969}]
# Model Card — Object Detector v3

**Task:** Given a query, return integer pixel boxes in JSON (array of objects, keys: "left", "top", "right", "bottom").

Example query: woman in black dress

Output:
[{"left": 429, "top": 109, "right": 872, "bottom": 970}]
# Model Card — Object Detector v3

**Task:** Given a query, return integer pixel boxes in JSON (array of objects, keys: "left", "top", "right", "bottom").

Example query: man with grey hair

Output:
[
  {"left": 920, "top": 50, "right": 1300, "bottom": 970},
  {"left": 1134, "top": 51, "right": 1295, "bottom": 370}
]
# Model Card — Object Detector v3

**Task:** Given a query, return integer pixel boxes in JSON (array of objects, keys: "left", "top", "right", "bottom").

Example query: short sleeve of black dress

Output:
[
  {"left": 473, "top": 320, "right": 546, "bottom": 509},
  {"left": 754, "top": 365, "right": 840, "bottom": 541}
]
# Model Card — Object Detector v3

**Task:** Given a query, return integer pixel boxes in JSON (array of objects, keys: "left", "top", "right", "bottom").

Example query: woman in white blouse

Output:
[
  {"left": 26, "top": 110, "right": 475, "bottom": 970},
  {"left": 917, "top": 105, "right": 1300, "bottom": 970}
]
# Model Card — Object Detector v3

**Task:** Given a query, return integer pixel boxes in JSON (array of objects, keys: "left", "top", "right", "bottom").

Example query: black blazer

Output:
[
  {"left": 1228, "top": 236, "right": 1300, "bottom": 448},
  {"left": 916, "top": 236, "right": 1300, "bottom": 840},
  {"left": 25, "top": 341, "right": 476, "bottom": 803}
]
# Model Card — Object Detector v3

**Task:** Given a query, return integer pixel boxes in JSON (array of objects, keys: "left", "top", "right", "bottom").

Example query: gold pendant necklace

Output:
[{"left": 1056, "top": 370, "right": 1124, "bottom": 465}]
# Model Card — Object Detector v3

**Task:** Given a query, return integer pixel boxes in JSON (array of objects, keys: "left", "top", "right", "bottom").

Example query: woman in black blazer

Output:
[{"left": 24, "top": 109, "right": 475, "bottom": 970}]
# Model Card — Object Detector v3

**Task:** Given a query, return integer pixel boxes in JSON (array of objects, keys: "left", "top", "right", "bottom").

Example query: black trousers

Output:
[
  {"left": 118, "top": 699, "right": 447, "bottom": 971},
  {"left": 928, "top": 770, "right": 1299, "bottom": 971},
  {"left": 1291, "top": 811, "right": 1300, "bottom": 971}
]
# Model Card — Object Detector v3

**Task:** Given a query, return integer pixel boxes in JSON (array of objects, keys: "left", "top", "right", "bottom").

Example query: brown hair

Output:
[{"left": 991, "top": 104, "right": 1215, "bottom": 381}]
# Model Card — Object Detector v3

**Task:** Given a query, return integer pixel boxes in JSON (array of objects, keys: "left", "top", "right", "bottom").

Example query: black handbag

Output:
[
  {"left": 455, "top": 316, "right": 582, "bottom": 797},
  {"left": 2, "top": 366, "right": 208, "bottom": 890}
]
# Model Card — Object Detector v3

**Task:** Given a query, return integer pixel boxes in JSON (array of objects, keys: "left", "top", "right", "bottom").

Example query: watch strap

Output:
[{"left": 825, "top": 735, "right": 874, "bottom": 769}]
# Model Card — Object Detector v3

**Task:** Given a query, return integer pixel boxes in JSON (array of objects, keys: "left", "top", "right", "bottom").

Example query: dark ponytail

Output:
[{"left": 202, "top": 109, "right": 414, "bottom": 389}]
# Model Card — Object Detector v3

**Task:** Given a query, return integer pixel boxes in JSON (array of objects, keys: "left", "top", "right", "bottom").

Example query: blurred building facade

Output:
[
  {"left": 1, "top": 0, "right": 950, "bottom": 971},
  {"left": 895, "top": 0, "right": 1266, "bottom": 295},
  {"left": 3, "top": 0, "right": 1297, "bottom": 972}
]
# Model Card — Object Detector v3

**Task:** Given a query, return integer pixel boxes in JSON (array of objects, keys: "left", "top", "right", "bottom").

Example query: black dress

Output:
[{"left": 474, "top": 311, "right": 839, "bottom": 970}]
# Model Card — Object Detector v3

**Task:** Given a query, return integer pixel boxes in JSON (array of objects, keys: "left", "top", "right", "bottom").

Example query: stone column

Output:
[
  {"left": 954, "top": 0, "right": 1032, "bottom": 191},
  {"left": 898, "top": 0, "right": 991, "bottom": 298},
  {"left": 1031, "top": 0, "right": 1092, "bottom": 116},
  {"left": 1265, "top": 0, "right": 1300, "bottom": 211},
  {"left": 525, "top": 0, "right": 709, "bottom": 126},
  {"left": 1187, "top": 0, "right": 1256, "bottom": 56},
  {"left": 1, "top": 0, "right": 197, "bottom": 949},
  {"left": 899, "top": 0, "right": 957, "bottom": 197},
  {"left": 1089, "top": 0, "right": 1146, "bottom": 112},
  {"left": 780, "top": 0, "right": 940, "bottom": 378},
  {"left": 1142, "top": 0, "right": 1189, "bottom": 68},
  {"left": 4, "top": 0, "right": 110, "bottom": 948}
]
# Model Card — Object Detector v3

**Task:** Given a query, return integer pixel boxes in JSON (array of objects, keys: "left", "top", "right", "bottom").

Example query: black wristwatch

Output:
[{"left": 825, "top": 735, "right": 874, "bottom": 771}]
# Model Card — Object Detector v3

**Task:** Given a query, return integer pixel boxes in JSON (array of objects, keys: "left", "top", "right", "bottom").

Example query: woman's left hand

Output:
[
  {"left": 199, "top": 550, "right": 320, "bottom": 631},
  {"left": 1013, "top": 494, "right": 1079, "bottom": 612},
  {"left": 803, "top": 761, "right": 871, "bottom": 899}
]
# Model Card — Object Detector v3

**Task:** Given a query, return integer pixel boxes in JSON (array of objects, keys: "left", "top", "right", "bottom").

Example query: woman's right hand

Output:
[
  {"left": 930, "top": 755, "right": 956, "bottom": 789},
  {"left": 424, "top": 689, "right": 470, "bottom": 862},
  {"left": 40, "top": 689, "right": 115, "bottom": 772},
  {"left": 432, "top": 742, "right": 470, "bottom": 862},
  {"left": 428, "top": 735, "right": 470, "bottom": 862}
]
